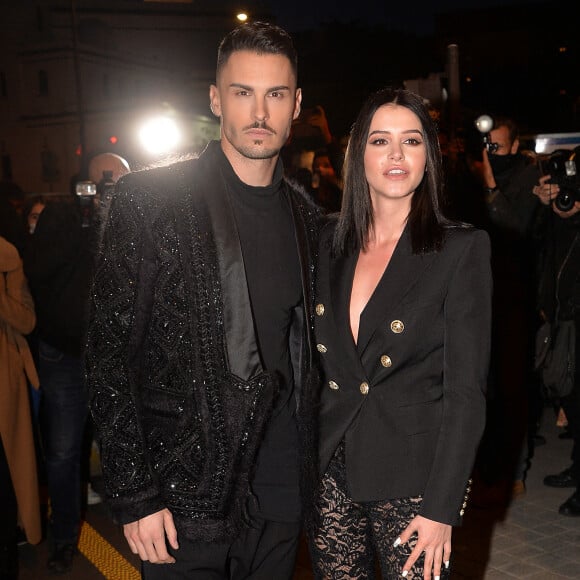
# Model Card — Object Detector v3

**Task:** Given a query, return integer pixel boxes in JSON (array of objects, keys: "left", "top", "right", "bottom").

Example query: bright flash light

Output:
[
  {"left": 535, "top": 138, "right": 548, "bottom": 154},
  {"left": 236, "top": 12, "right": 248, "bottom": 22},
  {"left": 139, "top": 116, "right": 181, "bottom": 155}
]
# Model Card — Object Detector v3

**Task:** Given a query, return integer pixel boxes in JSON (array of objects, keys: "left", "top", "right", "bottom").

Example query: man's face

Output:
[
  {"left": 210, "top": 50, "right": 301, "bottom": 162},
  {"left": 489, "top": 125, "right": 519, "bottom": 156}
]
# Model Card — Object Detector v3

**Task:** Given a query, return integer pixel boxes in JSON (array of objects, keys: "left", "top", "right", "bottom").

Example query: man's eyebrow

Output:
[{"left": 228, "top": 83, "right": 291, "bottom": 92}]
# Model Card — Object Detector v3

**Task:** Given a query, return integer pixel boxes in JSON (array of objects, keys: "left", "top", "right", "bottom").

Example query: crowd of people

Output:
[{"left": 0, "top": 19, "right": 578, "bottom": 580}]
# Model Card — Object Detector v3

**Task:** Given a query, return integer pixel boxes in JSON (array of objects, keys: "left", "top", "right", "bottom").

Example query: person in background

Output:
[
  {"left": 468, "top": 115, "right": 543, "bottom": 499},
  {"left": 311, "top": 148, "right": 342, "bottom": 213},
  {"left": 22, "top": 152, "right": 130, "bottom": 574},
  {"left": 86, "top": 22, "right": 320, "bottom": 580},
  {"left": 0, "top": 197, "right": 41, "bottom": 579},
  {"left": 533, "top": 167, "right": 580, "bottom": 516},
  {"left": 309, "top": 88, "right": 492, "bottom": 579}
]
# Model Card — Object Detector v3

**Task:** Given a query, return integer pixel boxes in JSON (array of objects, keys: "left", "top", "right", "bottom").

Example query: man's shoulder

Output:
[
  {"left": 284, "top": 177, "right": 322, "bottom": 217},
  {"left": 111, "top": 154, "right": 212, "bottom": 215}
]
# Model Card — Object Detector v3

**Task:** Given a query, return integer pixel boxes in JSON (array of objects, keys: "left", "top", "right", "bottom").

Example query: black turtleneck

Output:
[{"left": 217, "top": 146, "right": 302, "bottom": 522}]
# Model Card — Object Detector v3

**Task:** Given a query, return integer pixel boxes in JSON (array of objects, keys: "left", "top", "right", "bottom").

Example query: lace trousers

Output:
[{"left": 309, "top": 444, "right": 451, "bottom": 580}]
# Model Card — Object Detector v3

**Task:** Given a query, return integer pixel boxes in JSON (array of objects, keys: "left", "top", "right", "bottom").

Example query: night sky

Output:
[{"left": 272, "top": 0, "right": 548, "bottom": 35}]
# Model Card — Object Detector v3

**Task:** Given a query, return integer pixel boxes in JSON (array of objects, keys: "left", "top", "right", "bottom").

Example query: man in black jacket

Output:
[
  {"left": 469, "top": 116, "right": 543, "bottom": 498},
  {"left": 534, "top": 169, "right": 580, "bottom": 516},
  {"left": 86, "top": 22, "right": 320, "bottom": 579}
]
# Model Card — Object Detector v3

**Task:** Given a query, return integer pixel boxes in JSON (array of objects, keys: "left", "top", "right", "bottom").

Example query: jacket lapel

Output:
[
  {"left": 191, "top": 150, "right": 263, "bottom": 381},
  {"left": 329, "top": 249, "right": 361, "bottom": 362},
  {"left": 286, "top": 186, "right": 315, "bottom": 366},
  {"left": 356, "top": 229, "right": 435, "bottom": 355}
]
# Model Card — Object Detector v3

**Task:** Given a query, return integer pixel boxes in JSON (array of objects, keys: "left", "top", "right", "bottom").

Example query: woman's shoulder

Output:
[{"left": 443, "top": 223, "right": 490, "bottom": 249}]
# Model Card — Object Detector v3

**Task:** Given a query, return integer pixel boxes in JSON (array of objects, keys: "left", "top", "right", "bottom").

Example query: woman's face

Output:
[{"left": 363, "top": 103, "right": 427, "bottom": 206}]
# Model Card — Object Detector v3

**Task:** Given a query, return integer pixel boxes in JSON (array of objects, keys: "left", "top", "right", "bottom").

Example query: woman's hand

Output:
[{"left": 395, "top": 515, "right": 451, "bottom": 579}]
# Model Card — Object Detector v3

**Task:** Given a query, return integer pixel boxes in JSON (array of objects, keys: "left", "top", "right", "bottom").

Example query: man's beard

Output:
[
  {"left": 236, "top": 141, "right": 279, "bottom": 160},
  {"left": 227, "top": 121, "right": 284, "bottom": 160}
]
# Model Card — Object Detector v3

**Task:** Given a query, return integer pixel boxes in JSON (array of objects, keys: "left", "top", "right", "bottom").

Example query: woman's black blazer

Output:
[{"left": 314, "top": 223, "right": 492, "bottom": 526}]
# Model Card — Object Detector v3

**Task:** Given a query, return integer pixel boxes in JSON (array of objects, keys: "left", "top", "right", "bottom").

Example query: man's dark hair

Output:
[
  {"left": 216, "top": 21, "right": 298, "bottom": 81},
  {"left": 334, "top": 87, "right": 458, "bottom": 257},
  {"left": 492, "top": 116, "right": 519, "bottom": 145}
]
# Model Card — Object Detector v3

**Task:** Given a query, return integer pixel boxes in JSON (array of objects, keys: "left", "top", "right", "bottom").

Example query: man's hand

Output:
[
  {"left": 124, "top": 508, "right": 179, "bottom": 564},
  {"left": 532, "top": 174, "right": 559, "bottom": 206},
  {"left": 394, "top": 515, "right": 451, "bottom": 580},
  {"left": 481, "top": 148, "right": 497, "bottom": 189}
]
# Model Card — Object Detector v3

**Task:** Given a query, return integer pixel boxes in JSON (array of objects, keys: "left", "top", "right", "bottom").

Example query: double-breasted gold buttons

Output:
[
  {"left": 316, "top": 304, "right": 325, "bottom": 316},
  {"left": 328, "top": 380, "right": 339, "bottom": 391},
  {"left": 390, "top": 320, "right": 404, "bottom": 333},
  {"left": 316, "top": 344, "right": 327, "bottom": 353},
  {"left": 359, "top": 382, "right": 369, "bottom": 395},
  {"left": 380, "top": 355, "right": 392, "bottom": 368}
]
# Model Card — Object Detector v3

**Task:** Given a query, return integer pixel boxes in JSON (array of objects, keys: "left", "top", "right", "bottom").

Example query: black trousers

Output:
[
  {"left": 141, "top": 496, "right": 301, "bottom": 580},
  {"left": 560, "top": 313, "right": 580, "bottom": 484}
]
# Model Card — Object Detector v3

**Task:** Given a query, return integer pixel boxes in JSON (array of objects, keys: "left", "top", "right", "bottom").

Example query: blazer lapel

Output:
[
  {"left": 329, "top": 249, "right": 361, "bottom": 362},
  {"left": 194, "top": 154, "right": 263, "bottom": 382},
  {"left": 286, "top": 186, "right": 314, "bottom": 369},
  {"left": 356, "top": 228, "right": 435, "bottom": 356}
]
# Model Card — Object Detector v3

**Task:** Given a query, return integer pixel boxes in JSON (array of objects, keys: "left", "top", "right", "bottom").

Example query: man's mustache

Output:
[{"left": 243, "top": 121, "right": 276, "bottom": 134}]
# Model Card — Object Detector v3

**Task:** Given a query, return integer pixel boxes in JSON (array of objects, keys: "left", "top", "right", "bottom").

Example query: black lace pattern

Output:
[{"left": 310, "top": 444, "right": 451, "bottom": 579}]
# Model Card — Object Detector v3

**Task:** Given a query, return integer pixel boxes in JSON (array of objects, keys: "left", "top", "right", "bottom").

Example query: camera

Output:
[
  {"left": 540, "top": 148, "right": 580, "bottom": 212},
  {"left": 75, "top": 180, "right": 97, "bottom": 228},
  {"left": 75, "top": 180, "right": 96, "bottom": 197},
  {"left": 475, "top": 114, "right": 499, "bottom": 154}
]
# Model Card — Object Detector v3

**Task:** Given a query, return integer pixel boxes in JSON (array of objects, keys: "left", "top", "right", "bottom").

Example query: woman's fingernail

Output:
[
  {"left": 402, "top": 571, "right": 408, "bottom": 578},
  {"left": 393, "top": 537, "right": 401, "bottom": 547},
  {"left": 445, "top": 560, "right": 450, "bottom": 569}
]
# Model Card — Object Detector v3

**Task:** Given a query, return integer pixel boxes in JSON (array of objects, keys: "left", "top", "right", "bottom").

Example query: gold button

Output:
[
  {"left": 316, "top": 343, "right": 327, "bottom": 353},
  {"left": 359, "top": 381, "right": 369, "bottom": 395},
  {"left": 462, "top": 501, "right": 468, "bottom": 508},
  {"left": 328, "top": 380, "right": 339, "bottom": 390},
  {"left": 390, "top": 320, "right": 404, "bottom": 333},
  {"left": 380, "top": 355, "right": 392, "bottom": 368},
  {"left": 316, "top": 304, "right": 325, "bottom": 316},
  {"left": 459, "top": 509, "right": 465, "bottom": 516}
]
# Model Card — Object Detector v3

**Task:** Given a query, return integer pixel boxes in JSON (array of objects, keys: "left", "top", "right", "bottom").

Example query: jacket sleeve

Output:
[
  {"left": 420, "top": 229, "right": 492, "bottom": 525},
  {"left": 85, "top": 177, "right": 166, "bottom": 525},
  {"left": 0, "top": 237, "right": 36, "bottom": 336},
  {"left": 485, "top": 164, "right": 540, "bottom": 235}
]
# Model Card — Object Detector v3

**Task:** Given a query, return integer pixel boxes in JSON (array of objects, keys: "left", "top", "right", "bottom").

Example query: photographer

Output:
[
  {"left": 476, "top": 116, "right": 541, "bottom": 234},
  {"left": 469, "top": 115, "right": 543, "bottom": 500},
  {"left": 533, "top": 166, "right": 580, "bottom": 517}
]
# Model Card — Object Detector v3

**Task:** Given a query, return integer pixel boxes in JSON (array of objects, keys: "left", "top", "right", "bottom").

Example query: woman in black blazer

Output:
[{"left": 309, "top": 89, "right": 492, "bottom": 579}]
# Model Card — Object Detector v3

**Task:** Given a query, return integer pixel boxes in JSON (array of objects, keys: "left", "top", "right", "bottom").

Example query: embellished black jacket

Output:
[{"left": 85, "top": 142, "right": 320, "bottom": 542}]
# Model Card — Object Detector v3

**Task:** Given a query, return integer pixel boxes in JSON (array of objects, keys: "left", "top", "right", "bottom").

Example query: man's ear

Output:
[
  {"left": 209, "top": 85, "right": 221, "bottom": 117},
  {"left": 511, "top": 137, "right": 519, "bottom": 155},
  {"left": 293, "top": 88, "right": 302, "bottom": 121}
]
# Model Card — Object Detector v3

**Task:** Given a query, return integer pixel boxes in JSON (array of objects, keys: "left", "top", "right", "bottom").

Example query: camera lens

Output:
[{"left": 555, "top": 189, "right": 576, "bottom": 212}]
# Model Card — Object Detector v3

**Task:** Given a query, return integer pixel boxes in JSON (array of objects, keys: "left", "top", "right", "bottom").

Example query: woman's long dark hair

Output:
[{"left": 333, "top": 88, "right": 459, "bottom": 256}]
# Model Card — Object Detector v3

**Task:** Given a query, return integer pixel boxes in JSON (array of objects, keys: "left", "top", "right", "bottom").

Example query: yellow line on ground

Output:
[{"left": 78, "top": 521, "right": 140, "bottom": 580}]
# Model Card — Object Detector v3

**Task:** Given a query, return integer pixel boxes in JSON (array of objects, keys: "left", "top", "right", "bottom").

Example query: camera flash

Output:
[{"left": 475, "top": 115, "right": 494, "bottom": 134}]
